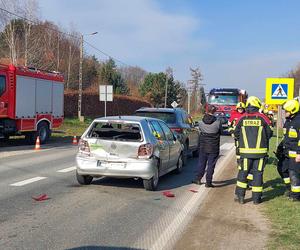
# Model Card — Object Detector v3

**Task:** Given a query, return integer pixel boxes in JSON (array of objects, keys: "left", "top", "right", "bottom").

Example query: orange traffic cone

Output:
[
  {"left": 35, "top": 136, "right": 41, "bottom": 150},
  {"left": 72, "top": 136, "right": 78, "bottom": 145}
]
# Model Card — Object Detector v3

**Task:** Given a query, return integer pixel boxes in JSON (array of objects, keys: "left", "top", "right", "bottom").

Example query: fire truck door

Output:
[{"left": 0, "top": 73, "right": 8, "bottom": 117}]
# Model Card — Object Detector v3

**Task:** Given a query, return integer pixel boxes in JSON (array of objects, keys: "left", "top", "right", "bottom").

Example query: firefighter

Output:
[
  {"left": 281, "top": 99, "right": 300, "bottom": 201},
  {"left": 228, "top": 102, "right": 254, "bottom": 185},
  {"left": 234, "top": 96, "right": 273, "bottom": 204}
]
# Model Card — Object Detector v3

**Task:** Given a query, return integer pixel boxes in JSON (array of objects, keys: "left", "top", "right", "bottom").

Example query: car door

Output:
[
  {"left": 188, "top": 115, "right": 200, "bottom": 148},
  {"left": 158, "top": 121, "right": 179, "bottom": 169},
  {"left": 149, "top": 120, "right": 170, "bottom": 174},
  {"left": 182, "top": 111, "right": 198, "bottom": 149}
]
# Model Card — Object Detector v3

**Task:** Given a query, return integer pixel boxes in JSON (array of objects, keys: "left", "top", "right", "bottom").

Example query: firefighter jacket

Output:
[
  {"left": 234, "top": 106, "right": 273, "bottom": 159},
  {"left": 282, "top": 112, "right": 300, "bottom": 163}
]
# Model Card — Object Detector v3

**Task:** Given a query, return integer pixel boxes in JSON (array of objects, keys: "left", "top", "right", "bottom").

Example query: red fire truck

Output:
[
  {"left": 0, "top": 64, "right": 64, "bottom": 144},
  {"left": 207, "top": 88, "right": 248, "bottom": 130}
]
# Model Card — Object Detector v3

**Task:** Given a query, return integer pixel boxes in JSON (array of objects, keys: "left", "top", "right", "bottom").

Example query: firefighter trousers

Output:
[
  {"left": 289, "top": 169, "right": 300, "bottom": 200},
  {"left": 277, "top": 157, "right": 290, "bottom": 190},
  {"left": 235, "top": 157, "right": 266, "bottom": 202}
]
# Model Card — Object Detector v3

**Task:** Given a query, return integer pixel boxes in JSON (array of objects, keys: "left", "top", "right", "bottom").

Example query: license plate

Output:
[{"left": 109, "top": 163, "right": 125, "bottom": 169}]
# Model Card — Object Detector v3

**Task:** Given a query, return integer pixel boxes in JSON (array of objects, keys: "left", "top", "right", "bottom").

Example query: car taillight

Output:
[
  {"left": 171, "top": 128, "right": 183, "bottom": 133},
  {"left": 78, "top": 139, "right": 90, "bottom": 156},
  {"left": 138, "top": 143, "right": 153, "bottom": 159}
]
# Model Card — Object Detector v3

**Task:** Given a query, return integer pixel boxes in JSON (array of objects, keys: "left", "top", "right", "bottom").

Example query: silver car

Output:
[{"left": 76, "top": 116, "right": 183, "bottom": 191}]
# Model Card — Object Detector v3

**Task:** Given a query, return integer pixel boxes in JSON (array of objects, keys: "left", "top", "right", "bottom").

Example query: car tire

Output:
[
  {"left": 143, "top": 165, "right": 159, "bottom": 191},
  {"left": 76, "top": 171, "right": 93, "bottom": 185},
  {"left": 183, "top": 142, "right": 188, "bottom": 165},
  {"left": 175, "top": 153, "right": 183, "bottom": 174}
]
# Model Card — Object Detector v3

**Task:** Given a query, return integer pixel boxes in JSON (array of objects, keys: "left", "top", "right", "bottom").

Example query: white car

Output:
[{"left": 76, "top": 116, "right": 183, "bottom": 191}]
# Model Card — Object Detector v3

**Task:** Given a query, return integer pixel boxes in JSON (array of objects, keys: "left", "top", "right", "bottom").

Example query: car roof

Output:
[
  {"left": 93, "top": 115, "right": 163, "bottom": 123},
  {"left": 135, "top": 107, "right": 184, "bottom": 113}
]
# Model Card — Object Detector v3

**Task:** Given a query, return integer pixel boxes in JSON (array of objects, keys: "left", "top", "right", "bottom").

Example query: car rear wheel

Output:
[
  {"left": 175, "top": 153, "right": 183, "bottom": 174},
  {"left": 143, "top": 165, "right": 159, "bottom": 191},
  {"left": 76, "top": 171, "right": 93, "bottom": 185}
]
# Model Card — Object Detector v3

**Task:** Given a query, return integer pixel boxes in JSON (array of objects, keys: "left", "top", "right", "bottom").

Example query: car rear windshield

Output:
[
  {"left": 136, "top": 111, "right": 176, "bottom": 124},
  {"left": 88, "top": 121, "right": 143, "bottom": 141}
]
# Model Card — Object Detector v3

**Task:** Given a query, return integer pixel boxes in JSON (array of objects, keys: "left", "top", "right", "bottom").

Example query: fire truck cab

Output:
[
  {"left": 207, "top": 88, "right": 248, "bottom": 130},
  {"left": 0, "top": 64, "right": 64, "bottom": 144}
]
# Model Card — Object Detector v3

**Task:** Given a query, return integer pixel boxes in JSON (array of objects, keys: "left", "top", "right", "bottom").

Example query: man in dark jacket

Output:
[{"left": 193, "top": 105, "right": 222, "bottom": 187}]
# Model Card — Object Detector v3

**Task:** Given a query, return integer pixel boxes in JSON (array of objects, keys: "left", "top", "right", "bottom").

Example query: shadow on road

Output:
[
  {"left": 88, "top": 158, "right": 200, "bottom": 191},
  {"left": 0, "top": 136, "right": 76, "bottom": 151},
  {"left": 66, "top": 246, "right": 142, "bottom": 250}
]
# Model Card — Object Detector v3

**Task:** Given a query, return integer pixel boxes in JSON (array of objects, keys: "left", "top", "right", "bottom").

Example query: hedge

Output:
[{"left": 64, "top": 90, "right": 152, "bottom": 118}]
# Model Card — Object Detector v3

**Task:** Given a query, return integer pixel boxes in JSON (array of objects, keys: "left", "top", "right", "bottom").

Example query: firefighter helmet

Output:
[
  {"left": 236, "top": 102, "right": 246, "bottom": 110},
  {"left": 246, "top": 96, "right": 262, "bottom": 109},
  {"left": 282, "top": 99, "right": 300, "bottom": 115}
]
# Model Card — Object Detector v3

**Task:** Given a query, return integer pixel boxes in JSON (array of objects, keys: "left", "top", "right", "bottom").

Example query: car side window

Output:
[
  {"left": 0, "top": 75, "right": 5, "bottom": 97},
  {"left": 183, "top": 112, "right": 191, "bottom": 125},
  {"left": 149, "top": 121, "right": 166, "bottom": 141},
  {"left": 158, "top": 121, "right": 174, "bottom": 141}
]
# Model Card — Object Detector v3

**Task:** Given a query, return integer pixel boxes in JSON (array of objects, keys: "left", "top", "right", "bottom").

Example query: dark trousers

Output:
[
  {"left": 277, "top": 157, "right": 290, "bottom": 189},
  {"left": 288, "top": 158, "right": 300, "bottom": 199},
  {"left": 197, "top": 151, "right": 219, "bottom": 183},
  {"left": 235, "top": 157, "right": 266, "bottom": 202}
]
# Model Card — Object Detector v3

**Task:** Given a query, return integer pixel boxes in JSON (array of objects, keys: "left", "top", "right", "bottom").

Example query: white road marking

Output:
[
  {"left": 10, "top": 176, "right": 47, "bottom": 187},
  {"left": 220, "top": 142, "right": 234, "bottom": 151},
  {"left": 57, "top": 166, "right": 76, "bottom": 173}
]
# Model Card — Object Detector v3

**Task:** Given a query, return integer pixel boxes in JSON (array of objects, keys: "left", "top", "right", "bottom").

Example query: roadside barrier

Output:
[
  {"left": 34, "top": 136, "right": 41, "bottom": 150},
  {"left": 72, "top": 136, "right": 78, "bottom": 145}
]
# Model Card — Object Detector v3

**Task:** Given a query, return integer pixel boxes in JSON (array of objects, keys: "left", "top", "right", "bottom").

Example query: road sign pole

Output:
[
  {"left": 105, "top": 85, "right": 107, "bottom": 117},
  {"left": 276, "top": 105, "right": 282, "bottom": 147}
]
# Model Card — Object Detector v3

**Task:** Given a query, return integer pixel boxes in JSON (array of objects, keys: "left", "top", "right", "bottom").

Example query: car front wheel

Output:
[{"left": 175, "top": 153, "right": 183, "bottom": 174}]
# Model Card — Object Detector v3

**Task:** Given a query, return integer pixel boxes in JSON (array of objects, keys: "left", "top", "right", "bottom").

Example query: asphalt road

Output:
[{"left": 0, "top": 136, "right": 233, "bottom": 250}]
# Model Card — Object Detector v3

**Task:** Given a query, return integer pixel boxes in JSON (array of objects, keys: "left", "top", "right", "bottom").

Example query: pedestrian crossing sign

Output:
[{"left": 265, "top": 78, "right": 294, "bottom": 104}]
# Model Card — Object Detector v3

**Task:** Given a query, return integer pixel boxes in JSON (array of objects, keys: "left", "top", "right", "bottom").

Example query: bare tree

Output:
[{"left": 189, "top": 67, "right": 205, "bottom": 114}]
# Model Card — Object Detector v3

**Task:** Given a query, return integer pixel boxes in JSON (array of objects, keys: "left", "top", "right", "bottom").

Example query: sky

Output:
[{"left": 38, "top": 0, "right": 300, "bottom": 98}]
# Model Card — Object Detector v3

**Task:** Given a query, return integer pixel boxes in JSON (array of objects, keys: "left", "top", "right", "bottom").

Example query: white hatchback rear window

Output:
[{"left": 88, "top": 122, "right": 142, "bottom": 141}]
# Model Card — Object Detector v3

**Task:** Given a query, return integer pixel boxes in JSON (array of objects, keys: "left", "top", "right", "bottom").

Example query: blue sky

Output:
[{"left": 38, "top": 0, "right": 300, "bottom": 98}]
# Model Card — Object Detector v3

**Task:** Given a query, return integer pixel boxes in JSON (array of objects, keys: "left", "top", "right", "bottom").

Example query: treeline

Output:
[{"left": 0, "top": 0, "right": 206, "bottom": 114}]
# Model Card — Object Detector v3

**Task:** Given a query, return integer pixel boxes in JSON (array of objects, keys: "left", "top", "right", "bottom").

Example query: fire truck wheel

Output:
[
  {"left": 25, "top": 122, "right": 50, "bottom": 144},
  {"left": 37, "top": 122, "right": 50, "bottom": 144}
]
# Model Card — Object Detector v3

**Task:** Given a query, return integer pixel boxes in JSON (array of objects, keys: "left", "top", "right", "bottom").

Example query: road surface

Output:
[{"left": 0, "top": 136, "right": 233, "bottom": 250}]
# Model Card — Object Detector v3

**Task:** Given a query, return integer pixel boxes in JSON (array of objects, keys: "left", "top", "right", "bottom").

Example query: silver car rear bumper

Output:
[{"left": 76, "top": 156, "right": 157, "bottom": 180}]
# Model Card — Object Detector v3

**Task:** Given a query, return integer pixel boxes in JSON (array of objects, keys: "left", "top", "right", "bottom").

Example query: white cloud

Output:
[{"left": 39, "top": 0, "right": 207, "bottom": 64}]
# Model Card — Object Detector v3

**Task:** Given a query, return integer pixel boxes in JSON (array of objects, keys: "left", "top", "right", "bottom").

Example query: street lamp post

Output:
[
  {"left": 78, "top": 32, "right": 98, "bottom": 121},
  {"left": 164, "top": 67, "right": 172, "bottom": 108}
]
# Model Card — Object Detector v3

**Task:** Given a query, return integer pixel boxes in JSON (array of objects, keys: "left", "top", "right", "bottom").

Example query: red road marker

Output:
[
  {"left": 32, "top": 194, "right": 50, "bottom": 201},
  {"left": 162, "top": 191, "right": 175, "bottom": 198},
  {"left": 189, "top": 189, "right": 198, "bottom": 193}
]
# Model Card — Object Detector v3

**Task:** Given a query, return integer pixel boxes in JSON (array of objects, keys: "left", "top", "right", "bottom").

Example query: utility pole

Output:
[
  {"left": 78, "top": 34, "right": 83, "bottom": 121},
  {"left": 78, "top": 32, "right": 98, "bottom": 121},
  {"left": 164, "top": 67, "right": 173, "bottom": 108}
]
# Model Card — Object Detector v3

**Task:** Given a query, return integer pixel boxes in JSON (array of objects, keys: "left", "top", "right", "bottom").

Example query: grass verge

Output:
[
  {"left": 263, "top": 136, "right": 300, "bottom": 250},
  {"left": 52, "top": 117, "right": 93, "bottom": 137}
]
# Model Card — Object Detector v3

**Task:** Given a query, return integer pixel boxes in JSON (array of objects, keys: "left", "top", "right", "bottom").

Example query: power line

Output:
[
  {"left": 84, "top": 40, "right": 129, "bottom": 67},
  {"left": 0, "top": 6, "right": 131, "bottom": 67}
]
